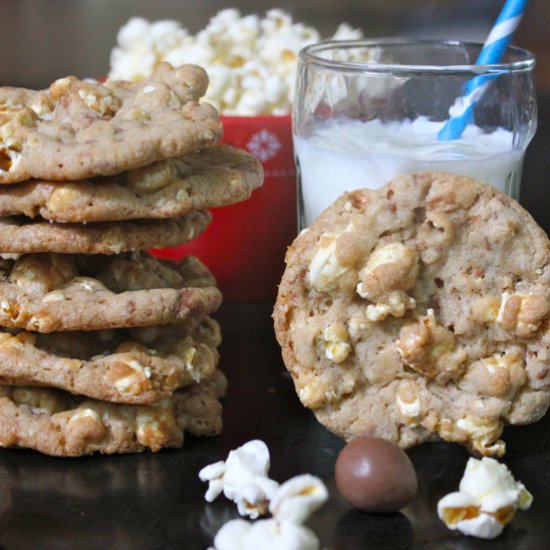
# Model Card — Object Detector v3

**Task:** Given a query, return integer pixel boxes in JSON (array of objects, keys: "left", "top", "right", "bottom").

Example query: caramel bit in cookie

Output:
[
  {"left": 0, "top": 298, "right": 17, "bottom": 320},
  {"left": 496, "top": 292, "right": 550, "bottom": 338},
  {"left": 136, "top": 403, "right": 178, "bottom": 452},
  {"left": 0, "top": 105, "right": 29, "bottom": 172},
  {"left": 323, "top": 322, "right": 351, "bottom": 363},
  {"left": 65, "top": 408, "right": 107, "bottom": 444},
  {"left": 459, "top": 351, "right": 526, "bottom": 399},
  {"left": 108, "top": 359, "right": 153, "bottom": 396},
  {"left": 396, "top": 310, "right": 466, "bottom": 380}
]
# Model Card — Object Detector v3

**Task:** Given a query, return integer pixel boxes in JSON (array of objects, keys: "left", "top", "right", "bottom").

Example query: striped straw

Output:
[{"left": 438, "top": 0, "right": 530, "bottom": 141}]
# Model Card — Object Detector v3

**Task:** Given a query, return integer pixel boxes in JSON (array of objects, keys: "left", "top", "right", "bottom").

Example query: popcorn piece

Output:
[
  {"left": 235, "top": 477, "right": 280, "bottom": 519},
  {"left": 135, "top": 402, "right": 177, "bottom": 451},
  {"left": 471, "top": 296, "right": 501, "bottom": 323},
  {"left": 199, "top": 460, "right": 226, "bottom": 502},
  {"left": 199, "top": 440, "right": 276, "bottom": 507},
  {"left": 203, "top": 442, "right": 328, "bottom": 550},
  {"left": 459, "top": 351, "right": 526, "bottom": 399},
  {"left": 66, "top": 407, "right": 106, "bottom": 444},
  {"left": 357, "top": 242, "right": 419, "bottom": 301},
  {"left": 496, "top": 292, "right": 550, "bottom": 338},
  {"left": 365, "top": 291, "right": 416, "bottom": 322},
  {"left": 112, "top": 359, "right": 153, "bottom": 396},
  {"left": 109, "top": 10, "right": 361, "bottom": 115},
  {"left": 347, "top": 315, "right": 367, "bottom": 340},
  {"left": 396, "top": 382, "right": 422, "bottom": 425},
  {"left": 307, "top": 232, "right": 349, "bottom": 292},
  {"left": 223, "top": 440, "right": 273, "bottom": 500},
  {"left": 212, "top": 518, "right": 320, "bottom": 550},
  {"left": 323, "top": 322, "right": 351, "bottom": 363},
  {"left": 269, "top": 474, "right": 328, "bottom": 525},
  {"left": 438, "top": 457, "right": 532, "bottom": 539},
  {"left": 397, "top": 309, "right": 466, "bottom": 380},
  {"left": 455, "top": 416, "right": 505, "bottom": 457}
]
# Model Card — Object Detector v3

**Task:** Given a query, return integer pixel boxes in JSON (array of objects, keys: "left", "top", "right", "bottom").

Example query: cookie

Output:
[
  {"left": 0, "top": 369, "right": 227, "bottom": 456},
  {"left": 274, "top": 172, "right": 550, "bottom": 456},
  {"left": 0, "top": 317, "right": 221, "bottom": 404},
  {"left": 0, "top": 62, "right": 222, "bottom": 184},
  {"left": 0, "top": 145, "right": 263, "bottom": 223},
  {"left": 0, "top": 210, "right": 210, "bottom": 255},
  {"left": 0, "top": 253, "right": 222, "bottom": 332}
]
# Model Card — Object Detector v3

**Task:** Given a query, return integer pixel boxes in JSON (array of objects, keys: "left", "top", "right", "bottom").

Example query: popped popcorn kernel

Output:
[
  {"left": 438, "top": 457, "right": 532, "bottom": 539},
  {"left": 365, "top": 290, "right": 416, "bottom": 321},
  {"left": 202, "top": 440, "right": 328, "bottom": 550},
  {"left": 357, "top": 242, "right": 419, "bottom": 300},
  {"left": 453, "top": 416, "right": 505, "bottom": 457},
  {"left": 323, "top": 322, "right": 351, "bottom": 363},
  {"left": 307, "top": 232, "right": 350, "bottom": 291},
  {"left": 397, "top": 309, "right": 466, "bottom": 380},
  {"left": 396, "top": 381, "right": 422, "bottom": 425},
  {"left": 496, "top": 292, "right": 550, "bottom": 338},
  {"left": 109, "top": 10, "right": 362, "bottom": 116}
]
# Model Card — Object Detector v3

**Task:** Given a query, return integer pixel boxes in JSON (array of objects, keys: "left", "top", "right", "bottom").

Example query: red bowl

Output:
[{"left": 152, "top": 114, "right": 297, "bottom": 301}]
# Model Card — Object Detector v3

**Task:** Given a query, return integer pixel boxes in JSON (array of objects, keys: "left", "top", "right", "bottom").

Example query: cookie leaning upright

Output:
[
  {"left": 0, "top": 62, "right": 223, "bottom": 183},
  {"left": 274, "top": 172, "right": 550, "bottom": 457}
]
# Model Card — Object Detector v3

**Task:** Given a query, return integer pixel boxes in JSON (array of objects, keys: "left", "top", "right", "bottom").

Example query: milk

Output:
[{"left": 294, "top": 117, "right": 525, "bottom": 227}]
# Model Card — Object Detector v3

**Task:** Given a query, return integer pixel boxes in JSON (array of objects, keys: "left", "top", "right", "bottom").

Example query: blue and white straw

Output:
[{"left": 438, "top": 0, "right": 530, "bottom": 141}]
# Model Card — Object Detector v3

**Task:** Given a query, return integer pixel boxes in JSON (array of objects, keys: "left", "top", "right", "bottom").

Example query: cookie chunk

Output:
[
  {"left": 0, "top": 145, "right": 263, "bottom": 222},
  {"left": 0, "top": 210, "right": 210, "bottom": 254},
  {"left": 274, "top": 172, "right": 550, "bottom": 456},
  {"left": 0, "top": 317, "right": 221, "bottom": 404},
  {"left": 0, "top": 370, "right": 227, "bottom": 456},
  {"left": 0, "top": 63, "right": 222, "bottom": 184},
  {"left": 0, "top": 253, "right": 222, "bottom": 332}
]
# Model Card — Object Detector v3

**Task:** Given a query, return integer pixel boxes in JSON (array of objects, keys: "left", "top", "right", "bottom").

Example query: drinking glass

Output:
[{"left": 293, "top": 39, "right": 537, "bottom": 228}]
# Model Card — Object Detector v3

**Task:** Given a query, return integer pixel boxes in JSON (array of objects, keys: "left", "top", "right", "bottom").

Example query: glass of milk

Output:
[{"left": 293, "top": 39, "right": 537, "bottom": 228}]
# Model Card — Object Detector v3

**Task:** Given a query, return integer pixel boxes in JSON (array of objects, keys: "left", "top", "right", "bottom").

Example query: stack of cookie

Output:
[{"left": 0, "top": 63, "right": 263, "bottom": 456}]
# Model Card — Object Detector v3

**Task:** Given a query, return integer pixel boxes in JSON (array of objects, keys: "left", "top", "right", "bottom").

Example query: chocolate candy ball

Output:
[{"left": 335, "top": 437, "right": 417, "bottom": 513}]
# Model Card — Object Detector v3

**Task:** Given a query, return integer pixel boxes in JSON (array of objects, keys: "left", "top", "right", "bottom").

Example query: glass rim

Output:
[{"left": 299, "top": 38, "right": 536, "bottom": 75}]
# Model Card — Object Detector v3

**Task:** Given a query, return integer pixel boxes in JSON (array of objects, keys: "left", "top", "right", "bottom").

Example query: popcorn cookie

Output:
[
  {"left": 0, "top": 369, "right": 227, "bottom": 456},
  {"left": 274, "top": 172, "right": 550, "bottom": 456},
  {"left": 0, "top": 317, "right": 221, "bottom": 404},
  {"left": 0, "top": 145, "right": 263, "bottom": 223},
  {"left": 0, "top": 62, "right": 222, "bottom": 184},
  {"left": 0, "top": 253, "right": 222, "bottom": 332},
  {"left": 0, "top": 210, "right": 210, "bottom": 254}
]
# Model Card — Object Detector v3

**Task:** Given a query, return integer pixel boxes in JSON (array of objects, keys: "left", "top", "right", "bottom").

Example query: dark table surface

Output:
[{"left": 0, "top": 97, "right": 549, "bottom": 550}]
